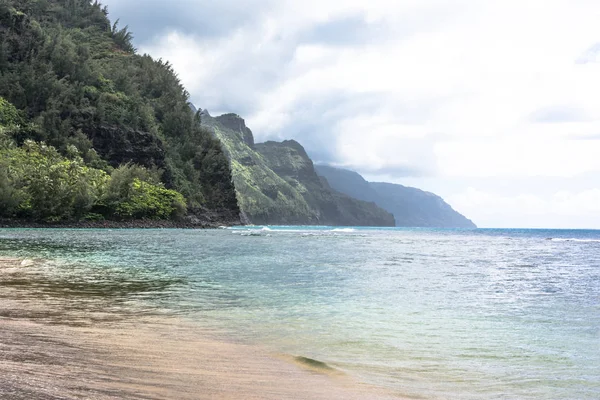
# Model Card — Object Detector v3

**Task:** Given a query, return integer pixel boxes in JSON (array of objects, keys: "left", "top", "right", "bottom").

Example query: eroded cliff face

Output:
[
  {"left": 255, "top": 140, "right": 395, "bottom": 226},
  {"left": 215, "top": 114, "right": 255, "bottom": 148},
  {"left": 254, "top": 140, "right": 318, "bottom": 184},
  {"left": 200, "top": 111, "right": 314, "bottom": 224},
  {"left": 201, "top": 112, "right": 395, "bottom": 226},
  {"left": 88, "top": 125, "right": 166, "bottom": 168}
]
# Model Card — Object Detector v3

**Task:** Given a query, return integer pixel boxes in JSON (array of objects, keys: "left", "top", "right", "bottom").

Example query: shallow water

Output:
[{"left": 1, "top": 227, "right": 599, "bottom": 399}]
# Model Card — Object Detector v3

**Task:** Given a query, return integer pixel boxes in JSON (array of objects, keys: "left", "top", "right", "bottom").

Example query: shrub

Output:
[
  {"left": 113, "top": 178, "right": 186, "bottom": 220},
  {"left": 0, "top": 140, "right": 109, "bottom": 220},
  {"left": 0, "top": 97, "right": 23, "bottom": 127},
  {"left": 101, "top": 164, "right": 186, "bottom": 220}
]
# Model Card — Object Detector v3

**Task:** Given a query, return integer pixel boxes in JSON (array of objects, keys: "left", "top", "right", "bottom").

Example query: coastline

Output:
[
  {"left": 0, "top": 257, "right": 402, "bottom": 400},
  {"left": 0, "top": 215, "right": 240, "bottom": 229}
]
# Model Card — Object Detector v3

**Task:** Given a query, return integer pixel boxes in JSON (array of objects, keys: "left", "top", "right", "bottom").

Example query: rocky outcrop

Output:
[
  {"left": 215, "top": 114, "right": 255, "bottom": 148},
  {"left": 86, "top": 125, "right": 167, "bottom": 170}
]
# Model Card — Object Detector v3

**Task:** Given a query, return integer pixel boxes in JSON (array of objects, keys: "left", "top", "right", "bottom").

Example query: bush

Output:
[
  {"left": 0, "top": 139, "right": 187, "bottom": 221},
  {"left": 81, "top": 212, "right": 105, "bottom": 221},
  {"left": 0, "top": 167, "right": 26, "bottom": 216},
  {"left": 0, "top": 97, "right": 23, "bottom": 127},
  {"left": 101, "top": 164, "right": 186, "bottom": 220},
  {"left": 113, "top": 178, "right": 187, "bottom": 220},
  {"left": 0, "top": 140, "right": 109, "bottom": 220}
]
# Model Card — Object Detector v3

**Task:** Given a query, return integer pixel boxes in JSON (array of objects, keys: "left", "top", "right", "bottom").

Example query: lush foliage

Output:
[
  {"left": 0, "top": 97, "right": 23, "bottom": 126},
  {"left": 0, "top": 137, "right": 186, "bottom": 221},
  {"left": 0, "top": 0, "right": 239, "bottom": 221},
  {"left": 101, "top": 164, "right": 186, "bottom": 220}
]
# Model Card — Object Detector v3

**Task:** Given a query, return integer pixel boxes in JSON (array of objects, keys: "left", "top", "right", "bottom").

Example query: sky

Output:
[{"left": 102, "top": 0, "right": 600, "bottom": 228}]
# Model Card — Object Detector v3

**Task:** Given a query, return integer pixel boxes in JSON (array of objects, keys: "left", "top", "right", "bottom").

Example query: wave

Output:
[
  {"left": 331, "top": 228, "right": 357, "bottom": 233},
  {"left": 549, "top": 238, "right": 600, "bottom": 243},
  {"left": 240, "top": 232, "right": 265, "bottom": 237}
]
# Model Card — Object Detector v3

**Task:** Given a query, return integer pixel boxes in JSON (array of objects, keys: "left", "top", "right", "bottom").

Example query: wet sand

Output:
[{"left": 0, "top": 258, "right": 403, "bottom": 399}]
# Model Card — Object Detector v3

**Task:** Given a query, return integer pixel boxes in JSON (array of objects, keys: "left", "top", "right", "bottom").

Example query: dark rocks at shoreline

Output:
[{"left": 0, "top": 213, "right": 241, "bottom": 229}]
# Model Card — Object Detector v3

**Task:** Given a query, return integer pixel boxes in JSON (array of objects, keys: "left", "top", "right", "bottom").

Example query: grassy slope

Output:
[{"left": 255, "top": 141, "right": 395, "bottom": 226}]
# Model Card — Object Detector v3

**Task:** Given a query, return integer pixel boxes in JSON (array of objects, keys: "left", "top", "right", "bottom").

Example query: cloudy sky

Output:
[{"left": 103, "top": 0, "right": 600, "bottom": 228}]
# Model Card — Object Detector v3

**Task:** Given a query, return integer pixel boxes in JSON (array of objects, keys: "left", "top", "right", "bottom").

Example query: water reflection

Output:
[{"left": 0, "top": 257, "right": 185, "bottom": 326}]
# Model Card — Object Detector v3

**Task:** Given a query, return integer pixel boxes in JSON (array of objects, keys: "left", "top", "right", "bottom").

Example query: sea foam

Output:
[{"left": 550, "top": 238, "right": 600, "bottom": 243}]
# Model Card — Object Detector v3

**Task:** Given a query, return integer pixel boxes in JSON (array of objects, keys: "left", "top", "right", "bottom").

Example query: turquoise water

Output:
[{"left": 1, "top": 227, "right": 599, "bottom": 399}]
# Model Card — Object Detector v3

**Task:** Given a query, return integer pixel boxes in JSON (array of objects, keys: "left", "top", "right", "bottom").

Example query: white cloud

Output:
[
  {"left": 435, "top": 139, "right": 600, "bottom": 178},
  {"left": 449, "top": 188, "right": 600, "bottom": 228}
]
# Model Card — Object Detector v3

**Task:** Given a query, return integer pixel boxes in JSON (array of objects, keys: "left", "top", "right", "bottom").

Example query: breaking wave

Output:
[{"left": 549, "top": 238, "right": 600, "bottom": 243}]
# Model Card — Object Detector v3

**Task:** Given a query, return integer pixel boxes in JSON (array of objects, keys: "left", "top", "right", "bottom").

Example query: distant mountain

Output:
[
  {"left": 315, "top": 165, "right": 476, "bottom": 228},
  {"left": 200, "top": 111, "right": 395, "bottom": 226}
]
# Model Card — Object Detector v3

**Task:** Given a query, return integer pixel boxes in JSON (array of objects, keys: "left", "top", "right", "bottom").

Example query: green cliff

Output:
[
  {"left": 0, "top": 0, "right": 239, "bottom": 225},
  {"left": 200, "top": 111, "right": 395, "bottom": 226}
]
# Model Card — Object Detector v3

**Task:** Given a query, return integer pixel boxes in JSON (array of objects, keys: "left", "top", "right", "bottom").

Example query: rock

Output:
[
  {"left": 86, "top": 125, "right": 167, "bottom": 168},
  {"left": 215, "top": 114, "right": 255, "bottom": 148}
]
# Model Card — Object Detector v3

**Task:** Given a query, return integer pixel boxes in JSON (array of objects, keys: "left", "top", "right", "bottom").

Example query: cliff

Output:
[{"left": 201, "top": 112, "right": 395, "bottom": 226}]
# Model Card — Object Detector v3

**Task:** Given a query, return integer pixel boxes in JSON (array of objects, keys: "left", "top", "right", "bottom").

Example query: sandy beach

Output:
[{"left": 0, "top": 257, "right": 401, "bottom": 399}]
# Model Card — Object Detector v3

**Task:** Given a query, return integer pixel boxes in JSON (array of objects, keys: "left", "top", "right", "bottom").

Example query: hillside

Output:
[
  {"left": 315, "top": 165, "right": 476, "bottom": 228},
  {"left": 0, "top": 0, "right": 239, "bottom": 225},
  {"left": 255, "top": 140, "right": 395, "bottom": 226},
  {"left": 200, "top": 111, "right": 395, "bottom": 226}
]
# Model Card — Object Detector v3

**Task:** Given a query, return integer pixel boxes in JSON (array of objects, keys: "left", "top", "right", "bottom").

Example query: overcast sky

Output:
[{"left": 103, "top": 0, "right": 600, "bottom": 228}]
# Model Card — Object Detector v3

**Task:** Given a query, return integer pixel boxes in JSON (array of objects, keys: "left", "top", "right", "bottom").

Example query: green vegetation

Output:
[
  {"left": 0, "top": 140, "right": 107, "bottom": 221},
  {"left": 0, "top": 131, "right": 186, "bottom": 221},
  {"left": 103, "top": 164, "right": 186, "bottom": 220},
  {"left": 0, "top": 0, "right": 239, "bottom": 223},
  {"left": 201, "top": 111, "right": 395, "bottom": 226},
  {"left": 202, "top": 113, "right": 315, "bottom": 224}
]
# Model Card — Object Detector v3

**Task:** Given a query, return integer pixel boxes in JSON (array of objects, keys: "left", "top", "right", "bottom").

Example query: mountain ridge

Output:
[{"left": 199, "top": 110, "right": 395, "bottom": 226}]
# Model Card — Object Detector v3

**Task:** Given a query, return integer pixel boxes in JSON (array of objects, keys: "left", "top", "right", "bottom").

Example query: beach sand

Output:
[{"left": 0, "top": 258, "right": 403, "bottom": 399}]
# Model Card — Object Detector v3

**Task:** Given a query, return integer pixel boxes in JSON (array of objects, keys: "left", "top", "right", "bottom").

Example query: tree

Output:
[{"left": 110, "top": 19, "right": 135, "bottom": 53}]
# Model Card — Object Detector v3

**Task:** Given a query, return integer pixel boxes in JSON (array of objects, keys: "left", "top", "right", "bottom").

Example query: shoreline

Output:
[
  {"left": 1, "top": 317, "right": 400, "bottom": 400},
  {"left": 0, "top": 218, "right": 237, "bottom": 230},
  {"left": 0, "top": 257, "right": 403, "bottom": 400}
]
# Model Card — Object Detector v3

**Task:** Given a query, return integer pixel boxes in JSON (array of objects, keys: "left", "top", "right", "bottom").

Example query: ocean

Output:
[{"left": 0, "top": 227, "right": 598, "bottom": 399}]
